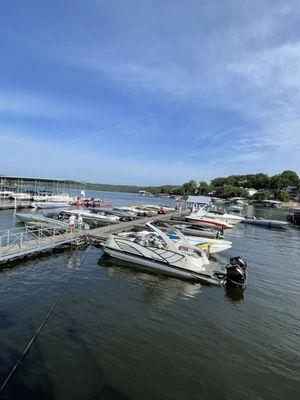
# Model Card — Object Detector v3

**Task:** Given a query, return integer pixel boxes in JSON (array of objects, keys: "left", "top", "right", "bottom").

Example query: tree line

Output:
[{"left": 148, "top": 170, "right": 300, "bottom": 202}]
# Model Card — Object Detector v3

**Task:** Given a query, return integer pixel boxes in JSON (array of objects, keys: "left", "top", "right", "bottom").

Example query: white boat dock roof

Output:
[{"left": 186, "top": 195, "right": 212, "bottom": 204}]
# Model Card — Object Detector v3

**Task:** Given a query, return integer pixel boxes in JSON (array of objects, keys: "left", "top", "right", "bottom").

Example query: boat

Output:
[
  {"left": 81, "top": 198, "right": 112, "bottom": 207},
  {"left": 0, "top": 191, "right": 13, "bottom": 199},
  {"left": 287, "top": 209, "right": 300, "bottom": 225},
  {"left": 186, "top": 213, "right": 233, "bottom": 229},
  {"left": 32, "top": 202, "right": 71, "bottom": 209},
  {"left": 167, "top": 221, "right": 222, "bottom": 239},
  {"left": 159, "top": 228, "right": 232, "bottom": 254},
  {"left": 203, "top": 209, "right": 244, "bottom": 224},
  {"left": 50, "top": 193, "right": 74, "bottom": 202},
  {"left": 227, "top": 204, "right": 243, "bottom": 212},
  {"left": 10, "top": 193, "right": 33, "bottom": 200},
  {"left": 103, "top": 222, "right": 247, "bottom": 287},
  {"left": 242, "top": 216, "right": 289, "bottom": 228},
  {"left": 90, "top": 207, "right": 137, "bottom": 220},
  {"left": 15, "top": 213, "right": 68, "bottom": 228},
  {"left": 62, "top": 209, "right": 120, "bottom": 223}
]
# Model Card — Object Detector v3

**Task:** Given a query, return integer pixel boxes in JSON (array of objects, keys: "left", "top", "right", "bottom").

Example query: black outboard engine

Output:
[{"left": 226, "top": 256, "right": 247, "bottom": 289}]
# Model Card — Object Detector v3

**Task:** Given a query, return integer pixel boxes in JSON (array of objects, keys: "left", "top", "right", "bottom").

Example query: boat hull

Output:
[
  {"left": 169, "top": 234, "right": 232, "bottom": 254},
  {"left": 186, "top": 215, "right": 232, "bottom": 229},
  {"left": 34, "top": 202, "right": 71, "bottom": 209},
  {"left": 103, "top": 247, "right": 223, "bottom": 285},
  {"left": 242, "top": 219, "right": 288, "bottom": 228}
]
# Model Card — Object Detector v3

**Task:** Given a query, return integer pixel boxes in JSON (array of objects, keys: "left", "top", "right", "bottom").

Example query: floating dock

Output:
[
  {"left": 0, "top": 211, "right": 187, "bottom": 264},
  {"left": 0, "top": 225, "right": 86, "bottom": 263}
]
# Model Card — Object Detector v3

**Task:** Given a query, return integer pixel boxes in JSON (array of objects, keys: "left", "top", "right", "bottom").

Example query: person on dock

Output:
[
  {"left": 77, "top": 214, "right": 83, "bottom": 229},
  {"left": 69, "top": 214, "right": 76, "bottom": 232}
]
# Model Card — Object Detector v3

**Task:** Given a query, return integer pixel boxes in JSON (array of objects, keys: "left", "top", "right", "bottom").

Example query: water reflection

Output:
[
  {"left": 99, "top": 254, "right": 246, "bottom": 305},
  {"left": 99, "top": 255, "right": 201, "bottom": 309},
  {"left": 225, "top": 287, "right": 244, "bottom": 302}
]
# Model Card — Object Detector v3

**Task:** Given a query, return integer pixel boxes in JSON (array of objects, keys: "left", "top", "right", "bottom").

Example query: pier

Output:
[
  {"left": 0, "top": 211, "right": 187, "bottom": 264},
  {"left": 0, "top": 225, "right": 86, "bottom": 263}
]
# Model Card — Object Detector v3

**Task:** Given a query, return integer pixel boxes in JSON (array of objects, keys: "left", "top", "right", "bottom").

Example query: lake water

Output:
[{"left": 0, "top": 192, "right": 300, "bottom": 400}]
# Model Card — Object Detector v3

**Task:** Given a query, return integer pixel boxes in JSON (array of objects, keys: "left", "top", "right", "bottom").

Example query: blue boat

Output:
[{"left": 242, "top": 216, "right": 288, "bottom": 228}]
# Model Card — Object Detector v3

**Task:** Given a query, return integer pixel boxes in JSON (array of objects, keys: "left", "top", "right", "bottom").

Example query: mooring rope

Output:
[{"left": 0, "top": 242, "right": 93, "bottom": 397}]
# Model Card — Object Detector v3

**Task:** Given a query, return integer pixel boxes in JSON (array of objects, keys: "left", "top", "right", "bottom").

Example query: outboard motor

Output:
[{"left": 226, "top": 256, "right": 247, "bottom": 289}]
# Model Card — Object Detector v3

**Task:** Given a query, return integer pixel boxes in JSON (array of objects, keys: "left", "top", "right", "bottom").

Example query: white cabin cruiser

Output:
[
  {"left": 103, "top": 222, "right": 247, "bottom": 288},
  {"left": 0, "top": 191, "right": 13, "bottom": 199}
]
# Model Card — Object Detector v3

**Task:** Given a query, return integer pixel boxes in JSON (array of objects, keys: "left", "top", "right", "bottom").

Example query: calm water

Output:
[{"left": 0, "top": 192, "right": 300, "bottom": 400}]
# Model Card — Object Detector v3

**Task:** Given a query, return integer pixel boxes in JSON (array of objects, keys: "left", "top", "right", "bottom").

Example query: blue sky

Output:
[{"left": 0, "top": 0, "right": 299, "bottom": 185}]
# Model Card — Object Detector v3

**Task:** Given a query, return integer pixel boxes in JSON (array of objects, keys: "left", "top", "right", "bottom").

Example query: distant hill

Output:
[{"left": 85, "top": 182, "right": 150, "bottom": 193}]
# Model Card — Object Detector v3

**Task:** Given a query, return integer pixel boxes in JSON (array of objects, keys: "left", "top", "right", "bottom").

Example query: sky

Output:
[{"left": 0, "top": 0, "right": 299, "bottom": 185}]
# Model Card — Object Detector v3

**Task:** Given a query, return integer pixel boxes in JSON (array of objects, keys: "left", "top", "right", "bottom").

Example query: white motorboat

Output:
[
  {"left": 15, "top": 212, "right": 68, "bottom": 228},
  {"left": 32, "top": 202, "right": 71, "bottom": 209},
  {"left": 103, "top": 222, "right": 247, "bottom": 287},
  {"left": 10, "top": 193, "right": 33, "bottom": 200},
  {"left": 161, "top": 230, "right": 232, "bottom": 254},
  {"left": 62, "top": 209, "right": 119, "bottom": 223},
  {"left": 186, "top": 213, "right": 233, "bottom": 229},
  {"left": 0, "top": 191, "right": 13, "bottom": 199},
  {"left": 200, "top": 210, "right": 244, "bottom": 225}
]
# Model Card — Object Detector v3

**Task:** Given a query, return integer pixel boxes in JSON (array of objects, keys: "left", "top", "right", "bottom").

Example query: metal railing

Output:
[{"left": 0, "top": 225, "right": 73, "bottom": 257}]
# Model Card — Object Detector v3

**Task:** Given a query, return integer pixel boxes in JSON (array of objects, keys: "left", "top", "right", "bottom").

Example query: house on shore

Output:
[{"left": 246, "top": 188, "right": 258, "bottom": 197}]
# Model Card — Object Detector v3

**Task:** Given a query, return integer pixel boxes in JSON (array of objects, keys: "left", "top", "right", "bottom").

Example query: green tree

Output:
[
  {"left": 198, "top": 181, "right": 210, "bottom": 195},
  {"left": 275, "top": 191, "right": 290, "bottom": 202},
  {"left": 182, "top": 180, "right": 197, "bottom": 195},
  {"left": 253, "top": 190, "right": 270, "bottom": 201}
]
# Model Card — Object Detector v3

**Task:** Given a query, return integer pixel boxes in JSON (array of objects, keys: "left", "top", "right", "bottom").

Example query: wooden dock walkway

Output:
[{"left": 87, "top": 211, "right": 186, "bottom": 241}]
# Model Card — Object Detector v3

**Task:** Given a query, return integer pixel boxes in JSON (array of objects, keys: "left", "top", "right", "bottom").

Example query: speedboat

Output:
[
  {"left": 160, "top": 229, "right": 232, "bottom": 254},
  {"left": 32, "top": 202, "right": 71, "bottom": 209},
  {"left": 168, "top": 222, "right": 223, "bottom": 239},
  {"left": 90, "top": 207, "right": 137, "bottom": 220},
  {"left": 15, "top": 213, "right": 68, "bottom": 228},
  {"left": 103, "top": 222, "right": 247, "bottom": 288},
  {"left": 186, "top": 213, "right": 233, "bottom": 229},
  {"left": 62, "top": 209, "right": 119, "bottom": 223},
  {"left": 203, "top": 209, "right": 244, "bottom": 225},
  {"left": 242, "top": 216, "right": 289, "bottom": 228}
]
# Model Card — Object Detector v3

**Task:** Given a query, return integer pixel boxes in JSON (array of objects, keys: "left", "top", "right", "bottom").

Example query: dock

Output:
[
  {"left": 0, "top": 225, "right": 86, "bottom": 263},
  {"left": 0, "top": 211, "right": 187, "bottom": 264}
]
